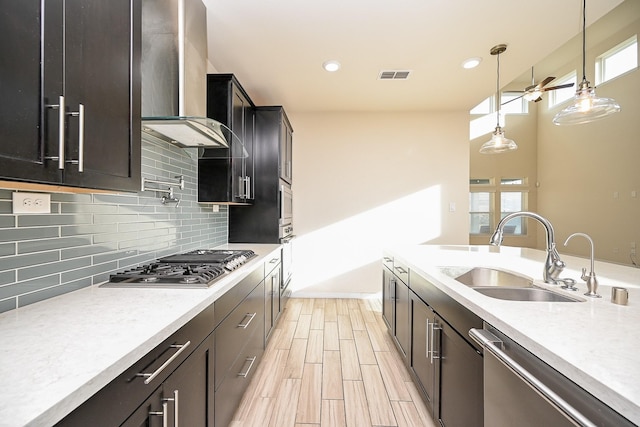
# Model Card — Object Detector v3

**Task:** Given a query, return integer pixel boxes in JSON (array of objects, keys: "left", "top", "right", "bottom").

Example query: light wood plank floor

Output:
[{"left": 230, "top": 298, "right": 438, "bottom": 427}]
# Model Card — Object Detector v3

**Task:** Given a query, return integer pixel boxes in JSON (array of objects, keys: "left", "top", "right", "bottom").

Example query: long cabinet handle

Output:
[
  {"left": 430, "top": 321, "right": 441, "bottom": 364},
  {"left": 469, "top": 328, "right": 597, "bottom": 427},
  {"left": 149, "top": 401, "right": 169, "bottom": 427},
  {"left": 68, "top": 104, "right": 85, "bottom": 172},
  {"left": 426, "top": 318, "right": 431, "bottom": 360},
  {"left": 238, "top": 312, "right": 257, "bottom": 329},
  {"left": 238, "top": 356, "right": 257, "bottom": 378},
  {"left": 245, "top": 176, "right": 251, "bottom": 199},
  {"left": 162, "top": 389, "right": 179, "bottom": 427},
  {"left": 77, "top": 103, "right": 84, "bottom": 172},
  {"left": 137, "top": 341, "right": 191, "bottom": 385},
  {"left": 45, "top": 95, "right": 66, "bottom": 169}
]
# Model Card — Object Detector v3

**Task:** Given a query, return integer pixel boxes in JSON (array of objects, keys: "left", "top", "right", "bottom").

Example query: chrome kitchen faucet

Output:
[{"left": 489, "top": 211, "right": 566, "bottom": 284}]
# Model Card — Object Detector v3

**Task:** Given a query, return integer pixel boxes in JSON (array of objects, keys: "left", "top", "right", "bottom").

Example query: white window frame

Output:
[
  {"left": 548, "top": 71, "right": 577, "bottom": 108},
  {"left": 595, "top": 34, "right": 638, "bottom": 85},
  {"left": 469, "top": 92, "right": 527, "bottom": 140},
  {"left": 500, "top": 91, "right": 528, "bottom": 115},
  {"left": 469, "top": 177, "right": 529, "bottom": 236}
]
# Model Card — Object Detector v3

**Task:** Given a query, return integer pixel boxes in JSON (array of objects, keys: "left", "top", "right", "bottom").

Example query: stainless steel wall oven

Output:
[{"left": 279, "top": 184, "right": 293, "bottom": 226}]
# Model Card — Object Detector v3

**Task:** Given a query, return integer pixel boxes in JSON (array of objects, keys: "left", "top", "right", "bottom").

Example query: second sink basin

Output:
[
  {"left": 473, "top": 287, "right": 582, "bottom": 302},
  {"left": 454, "top": 267, "right": 532, "bottom": 288}
]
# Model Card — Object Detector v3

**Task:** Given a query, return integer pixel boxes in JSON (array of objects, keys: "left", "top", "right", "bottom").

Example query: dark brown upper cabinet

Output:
[
  {"left": 0, "top": 0, "right": 141, "bottom": 192},
  {"left": 199, "top": 74, "right": 255, "bottom": 204}
]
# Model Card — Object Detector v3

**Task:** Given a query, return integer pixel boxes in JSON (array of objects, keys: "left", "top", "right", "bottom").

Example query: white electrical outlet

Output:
[{"left": 12, "top": 192, "right": 51, "bottom": 214}]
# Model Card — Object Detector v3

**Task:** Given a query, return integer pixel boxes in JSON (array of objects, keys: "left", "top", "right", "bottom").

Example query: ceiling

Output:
[{"left": 203, "top": 0, "right": 624, "bottom": 113}]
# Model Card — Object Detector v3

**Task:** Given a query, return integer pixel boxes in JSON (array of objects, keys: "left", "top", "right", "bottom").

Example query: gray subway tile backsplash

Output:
[{"left": 0, "top": 138, "right": 228, "bottom": 313}]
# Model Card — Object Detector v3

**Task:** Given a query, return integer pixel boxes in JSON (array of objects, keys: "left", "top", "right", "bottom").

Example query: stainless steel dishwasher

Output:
[{"left": 469, "top": 324, "right": 635, "bottom": 427}]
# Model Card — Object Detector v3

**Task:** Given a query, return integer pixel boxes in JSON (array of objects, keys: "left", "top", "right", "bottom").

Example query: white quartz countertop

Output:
[
  {"left": 387, "top": 244, "right": 640, "bottom": 426},
  {"left": 0, "top": 244, "right": 281, "bottom": 427}
]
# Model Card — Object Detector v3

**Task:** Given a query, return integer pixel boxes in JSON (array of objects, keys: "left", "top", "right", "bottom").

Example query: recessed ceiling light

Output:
[
  {"left": 462, "top": 57, "right": 482, "bottom": 69},
  {"left": 322, "top": 60, "right": 341, "bottom": 72}
]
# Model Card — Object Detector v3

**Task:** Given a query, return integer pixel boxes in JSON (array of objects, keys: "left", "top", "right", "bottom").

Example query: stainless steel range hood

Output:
[{"left": 141, "top": 0, "right": 228, "bottom": 147}]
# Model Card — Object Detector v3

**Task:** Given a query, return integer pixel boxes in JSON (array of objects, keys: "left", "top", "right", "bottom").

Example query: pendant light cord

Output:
[
  {"left": 581, "top": 0, "right": 587, "bottom": 83},
  {"left": 496, "top": 51, "right": 501, "bottom": 127}
]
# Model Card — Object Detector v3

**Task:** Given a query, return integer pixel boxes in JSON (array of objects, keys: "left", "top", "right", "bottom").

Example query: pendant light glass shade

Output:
[
  {"left": 480, "top": 44, "right": 517, "bottom": 154},
  {"left": 553, "top": 79, "right": 621, "bottom": 125},
  {"left": 553, "top": 0, "right": 620, "bottom": 125},
  {"left": 480, "top": 125, "right": 518, "bottom": 154}
]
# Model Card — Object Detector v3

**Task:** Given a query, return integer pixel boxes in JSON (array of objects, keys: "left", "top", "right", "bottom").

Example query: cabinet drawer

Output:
[
  {"left": 56, "top": 304, "right": 215, "bottom": 427},
  {"left": 215, "top": 325, "right": 265, "bottom": 427},
  {"left": 214, "top": 266, "right": 263, "bottom": 328},
  {"left": 393, "top": 259, "right": 410, "bottom": 285},
  {"left": 382, "top": 253, "right": 394, "bottom": 271},
  {"left": 215, "top": 280, "right": 265, "bottom": 390},
  {"left": 265, "top": 252, "right": 281, "bottom": 276}
]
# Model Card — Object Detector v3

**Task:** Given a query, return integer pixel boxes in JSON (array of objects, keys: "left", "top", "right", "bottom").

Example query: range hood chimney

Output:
[{"left": 141, "top": 0, "right": 229, "bottom": 147}]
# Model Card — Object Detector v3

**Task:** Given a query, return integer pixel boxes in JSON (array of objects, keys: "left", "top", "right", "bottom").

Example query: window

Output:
[
  {"left": 470, "top": 96, "right": 493, "bottom": 115},
  {"left": 469, "top": 191, "right": 493, "bottom": 234},
  {"left": 548, "top": 72, "right": 577, "bottom": 107},
  {"left": 500, "top": 177, "right": 525, "bottom": 185},
  {"left": 500, "top": 92, "right": 528, "bottom": 114},
  {"left": 469, "top": 92, "right": 528, "bottom": 140},
  {"left": 596, "top": 35, "right": 638, "bottom": 85},
  {"left": 500, "top": 191, "right": 527, "bottom": 234},
  {"left": 469, "top": 178, "right": 528, "bottom": 235},
  {"left": 470, "top": 178, "right": 492, "bottom": 185}
]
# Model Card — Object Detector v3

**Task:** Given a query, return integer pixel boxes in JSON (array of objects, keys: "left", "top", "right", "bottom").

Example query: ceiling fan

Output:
[{"left": 502, "top": 68, "right": 575, "bottom": 105}]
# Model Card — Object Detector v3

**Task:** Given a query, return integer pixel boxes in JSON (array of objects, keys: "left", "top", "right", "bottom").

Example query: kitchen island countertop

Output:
[
  {"left": 387, "top": 244, "right": 640, "bottom": 426},
  {"left": 0, "top": 243, "right": 281, "bottom": 427}
]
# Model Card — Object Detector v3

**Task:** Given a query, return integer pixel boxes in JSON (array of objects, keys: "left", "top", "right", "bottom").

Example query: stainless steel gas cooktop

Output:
[{"left": 101, "top": 249, "right": 256, "bottom": 289}]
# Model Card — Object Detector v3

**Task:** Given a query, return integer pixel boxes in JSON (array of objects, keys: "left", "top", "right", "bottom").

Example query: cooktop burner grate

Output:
[
  {"left": 106, "top": 263, "right": 227, "bottom": 288},
  {"left": 102, "top": 249, "right": 257, "bottom": 288}
]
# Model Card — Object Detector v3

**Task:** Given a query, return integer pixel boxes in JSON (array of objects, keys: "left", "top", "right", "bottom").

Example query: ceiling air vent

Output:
[{"left": 378, "top": 70, "right": 411, "bottom": 80}]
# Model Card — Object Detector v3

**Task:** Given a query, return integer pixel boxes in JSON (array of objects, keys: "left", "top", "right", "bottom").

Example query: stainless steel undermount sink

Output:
[
  {"left": 454, "top": 267, "right": 533, "bottom": 288},
  {"left": 453, "top": 267, "right": 582, "bottom": 302}
]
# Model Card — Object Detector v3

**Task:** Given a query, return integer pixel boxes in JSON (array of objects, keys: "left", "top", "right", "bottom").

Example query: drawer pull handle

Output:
[
  {"left": 137, "top": 341, "right": 191, "bottom": 385},
  {"left": 238, "top": 312, "right": 257, "bottom": 329},
  {"left": 394, "top": 266, "right": 407, "bottom": 274},
  {"left": 238, "top": 356, "right": 257, "bottom": 378}
]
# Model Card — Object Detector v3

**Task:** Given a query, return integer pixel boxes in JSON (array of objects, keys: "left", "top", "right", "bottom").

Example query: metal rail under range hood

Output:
[{"left": 141, "top": 0, "right": 225, "bottom": 147}]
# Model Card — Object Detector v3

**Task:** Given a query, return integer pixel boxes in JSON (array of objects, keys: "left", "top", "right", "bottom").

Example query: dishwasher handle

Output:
[{"left": 469, "top": 328, "right": 597, "bottom": 427}]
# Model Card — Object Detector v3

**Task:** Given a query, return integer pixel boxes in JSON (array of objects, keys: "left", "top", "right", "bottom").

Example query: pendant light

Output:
[
  {"left": 553, "top": 0, "right": 620, "bottom": 125},
  {"left": 480, "top": 44, "right": 518, "bottom": 154}
]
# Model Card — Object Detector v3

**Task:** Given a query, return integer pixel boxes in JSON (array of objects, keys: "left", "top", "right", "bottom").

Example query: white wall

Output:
[{"left": 288, "top": 111, "right": 470, "bottom": 297}]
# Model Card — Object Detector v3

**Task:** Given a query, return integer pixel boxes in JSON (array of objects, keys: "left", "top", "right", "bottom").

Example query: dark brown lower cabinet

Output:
[
  {"left": 437, "top": 315, "right": 484, "bottom": 427},
  {"left": 121, "top": 334, "right": 214, "bottom": 427},
  {"left": 214, "top": 280, "right": 265, "bottom": 427},
  {"left": 409, "top": 291, "right": 436, "bottom": 411},
  {"left": 56, "top": 255, "right": 277, "bottom": 427},
  {"left": 402, "top": 269, "right": 484, "bottom": 427}
]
